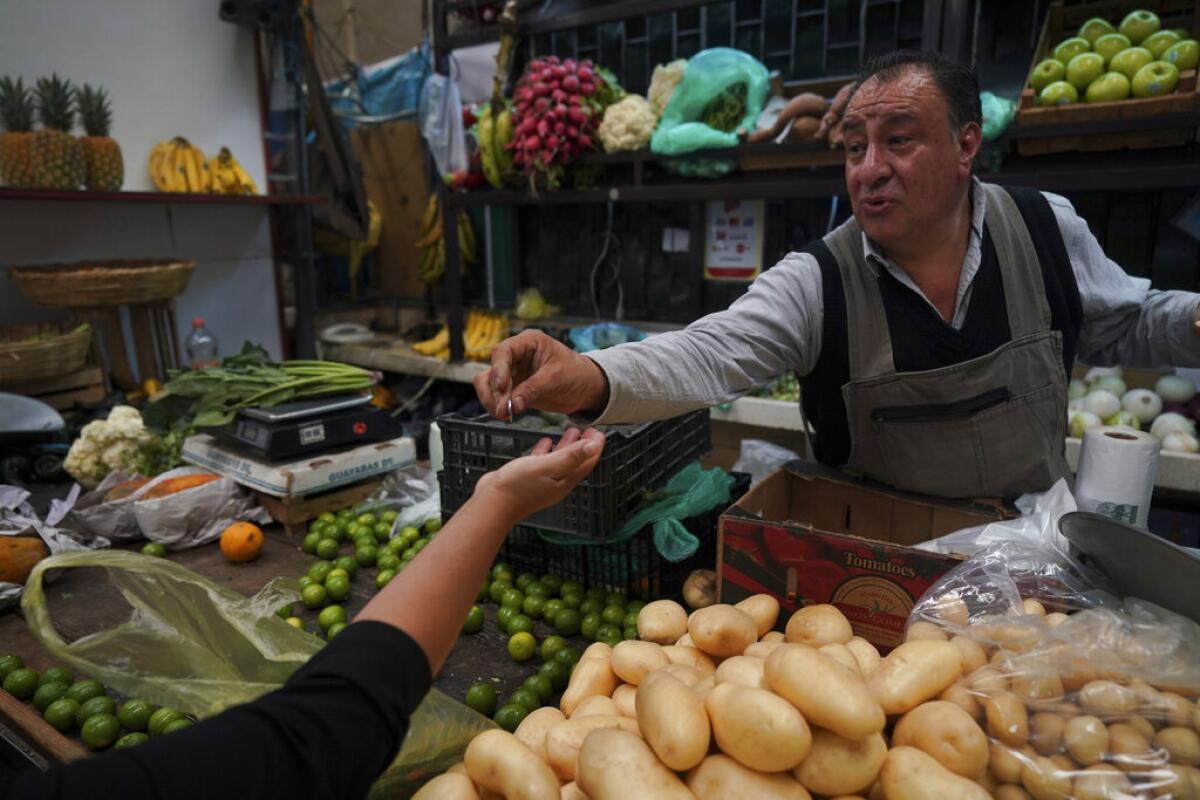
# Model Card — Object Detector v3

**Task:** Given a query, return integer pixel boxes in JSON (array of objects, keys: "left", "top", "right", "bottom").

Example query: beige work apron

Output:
[{"left": 829, "top": 183, "right": 1069, "bottom": 499}]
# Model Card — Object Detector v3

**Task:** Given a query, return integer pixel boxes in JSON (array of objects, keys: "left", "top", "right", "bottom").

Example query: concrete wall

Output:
[{"left": 0, "top": 0, "right": 281, "bottom": 366}]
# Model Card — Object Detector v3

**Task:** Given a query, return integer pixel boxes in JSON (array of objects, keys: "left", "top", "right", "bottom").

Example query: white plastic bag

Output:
[
  {"left": 419, "top": 73, "right": 467, "bottom": 178},
  {"left": 917, "top": 477, "right": 1076, "bottom": 557},
  {"left": 731, "top": 439, "right": 801, "bottom": 486},
  {"left": 130, "top": 467, "right": 270, "bottom": 550}
]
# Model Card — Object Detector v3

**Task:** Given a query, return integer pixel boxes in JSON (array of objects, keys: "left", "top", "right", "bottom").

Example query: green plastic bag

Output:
[{"left": 650, "top": 48, "right": 770, "bottom": 156}]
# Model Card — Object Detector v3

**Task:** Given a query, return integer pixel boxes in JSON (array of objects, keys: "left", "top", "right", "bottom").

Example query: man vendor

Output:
[{"left": 475, "top": 49, "right": 1200, "bottom": 500}]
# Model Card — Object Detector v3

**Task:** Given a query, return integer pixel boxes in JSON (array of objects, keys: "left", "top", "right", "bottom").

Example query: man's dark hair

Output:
[{"left": 854, "top": 50, "right": 982, "bottom": 133}]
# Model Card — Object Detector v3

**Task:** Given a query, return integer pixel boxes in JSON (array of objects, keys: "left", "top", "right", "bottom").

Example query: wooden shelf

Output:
[{"left": 0, "top": 187, "right": 325, "bottom": 206}]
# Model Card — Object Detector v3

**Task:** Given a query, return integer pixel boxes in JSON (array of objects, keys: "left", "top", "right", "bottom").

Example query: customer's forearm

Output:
[{"left": 354, "top": 488, "right": 519, "bottom": 674}]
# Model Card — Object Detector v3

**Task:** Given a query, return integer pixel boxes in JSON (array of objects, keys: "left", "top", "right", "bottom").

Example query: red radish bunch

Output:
[{"left": 509, "top": 55, "right": 609, "bottom": 187}]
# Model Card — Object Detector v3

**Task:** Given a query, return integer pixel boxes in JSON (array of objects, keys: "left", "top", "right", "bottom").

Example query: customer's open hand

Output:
[{"left": 473, "top": 427, "right": 605, "bottom": 524}]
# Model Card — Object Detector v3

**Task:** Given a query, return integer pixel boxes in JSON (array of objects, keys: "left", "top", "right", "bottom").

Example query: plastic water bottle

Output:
[
  {"left": 429, "top": 420, "right": 444, "bottom": 473},
  {"left": 186, "top": 318, "right": 219, "bottom": 369}
]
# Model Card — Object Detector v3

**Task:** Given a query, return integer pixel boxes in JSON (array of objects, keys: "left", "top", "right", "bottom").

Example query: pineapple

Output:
[
  {"left": 76, "top": 84, "right": 123, "bottom": 190},
  {"left": 0, "top": 77, "right": 35, "bottom": 187},
  {"left": 31, "top": 74, "right": 85, "bottom": 189}
]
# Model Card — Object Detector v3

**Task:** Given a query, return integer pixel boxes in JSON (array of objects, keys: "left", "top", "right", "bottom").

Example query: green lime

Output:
[
  {"left": 380, "top": 510, "right": 399, "bottom": 524},
  {"left": 377, "top": 553, "right": 401, "bottom": 572},
  {"left": 285, "top": 617, "right": 304, "bottom": 630},
  {"left": 580, "top": 613, "right": 602, "bottom": 641},
  {"left": 492, "top": 563, "right": 514, "bottom": 582},
  {"left": 148, "top": 707, "right": 186, "bottom": 737},
  {"left": 521, "top": 595, "right": 545, "bottom": 620},
  {"left": 372, "top": 522, "right": 391, "bottom": 543},
  {"left": 400, "top": 527, "right": 420, "bottom": 545},
  {"left": 354, "top": 536, "right": 375, "bottom": 553},
  {"left": 526, "top": 582, "right": 551, "bottom": 599},
  {"left": 423, "top": 518, "right": 442, "bottom": 534},
  {"left": 523, "top": 674, "right": 553, "bottom": 702},
  {"left": 623, "top": 626, "right": 640, "bottom": 641},
  {"left": 541, "top": 574, "right": 563, "bottom": 593},
  {"left": 3, "top": 668, "right": 39, "bottom": 700},
  {"left": 596, "top": 624, "right": 622, "bottom": 647},
  {"left": 559, "top": 592, "right": 583, "bottom": 610},
  {"left": 355, "top": 545, "right": 378, "bottom": 568},
  {"left": 32, "top": 681, "right": 68, "bottom": 712},
  {"left": 39, "top": 666, "right": 73, "bottom": 687},
  {"left": 413, "top": 538, "right": 429, "bottom": 552},
  {"left": 601, "top": 605, "right": 626, "bottom": 626},
  {"left": 140, "top": 542, "right": 167, "bottom": 558},
  {"left": 162, "top": 718, "right": 194, "bottom": 735},
  {"left": 76, "top": 695, "right": 116, "bottom": 728},
  {"left": 542, "top": 599, "right": 565, "bottom": 620},
  {"left": 325, "top": 575, "right": 351, "bottom": 602},
  {"left": 623, "top": 611, "right": 640, "bottom": 630},
  {"left": 605, "top": 592, "right": 628, "bottom": 608},
  {"left": 489, "top": 580, "right": 513, "bottom": 603},
  {"left": 508, "top": 686, "right": 540, "bottom": 710},
  {"left": 462, "top": 606, "right": 485, "bottom": 634},
  {"left": 348, "top": 523, "right": 367, "bottom": 540},
  {"left": 80, "top": 713, "right": 120, "bottom": 749},
  {"left": 353, "top": 513, "right": 375, "bottom": 527},
  {"left": 554, "top": 647, "right": 581, "bottom": 668},
  {"left": 315, "top": 538, "right": 339, "bottom": 560},
  {"left": 538, "top": 660, "right": 569, "bottom": 690},
  {"left": 326, "top": 622, "right": 347, "bottom": 638},
  {"left": 326, "top": 567, "right": 350, "bottom": 581},
  {"left": 626, "top": 599, "right": 647, "bottom": 616},
  {"left": 297, "top": 576, "right": 315, "bottom": 590},
  {"left": 318, "top": 604, "right": 347, "bottom": 632},
  {"left": 113, "top": 732, "right": 150, "bottom": 749},
  {"left": 301, "top": 583, "right": 328, "bottom": 610},
  {"left": 65, "top": 679, "right": 104, "bottom": 705},
  {"left": 493, "top": 704, "right": 526, "bottom": 732},
  {"left": 515, "top": 572, "right": 537, "bottom": 591},
  {"left": 560, "top": 580, "right": 584, "bottom": 596},
  {"left": 317, "top": 511, "right": 337, "bottom": 525},
  {"left": 301, "top": 532, "right": 321, "bottom": 554},
  {"left": 554, "top": 608, "right": 582, "bottom": 637},
  {"left": 505, "top": 614, "right": 534, "bottom": 636},
  {"left": 477, "top": 580, "right": 491, "bottom": 602},
  {"left": 375, "top": 569, "right": 396, "bottom": 590},
  {"left": 585, "top": 586, "right": 607, "bottom": 601},
  {"left": 334, "top": 555, "right": 358, "bottom": 577},
  {"left": 500, "top": 589, "right": 525, "bottom": 610},
  {"left": 465, "top": 682, "right": 497, "bottom": 717},
  {"left": 401, "top": 548, "right": 417, "bottom": 562},
  {"left": 327, "top": 524, "right": 347, "bottom": 544},
  {"left": 0, "top": 655, "right": 24, "bottom": 682},
  {"left": 335, "top": 508, "right": 353, "bottom": 520},
  {"left": 307, "top": 560, "right": 334, "bottom": 583},
  {"left": 579, "top": 597, "right": 603, "bottom": 617},
  {"left": 276, "top": 603, "right": 294, "bottom": 619},
  {"left": 508, "top": 632, "right": 537, "bottom": 663},
  {"left": 496, "top": 606, "right": 517, "bottom": 627},
  {"left": 386, "top": 537, "right": 407, "bottom": 554},
  {"left": 540, "top": 635, "right": 568, "bottom": 662},
  {"left": 117, "top": 699, "right": 158, "bottom": 732},
  {"left": 43, "top": 698, "right": 80, "bottom": 733}
]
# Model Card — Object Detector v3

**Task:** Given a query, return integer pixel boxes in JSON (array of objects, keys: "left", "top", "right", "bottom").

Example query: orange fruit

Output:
[{"left": 220, "top": 522, "right": 264, "bottom": 563}]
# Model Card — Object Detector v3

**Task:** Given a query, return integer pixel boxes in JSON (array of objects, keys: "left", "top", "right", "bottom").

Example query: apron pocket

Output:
[
  {"left": 869, "top": 414, "right": 988, "bottom": 498},
  {"left": 871, "top": 388, "right": 1010, "bottom": 424},
  {"left": 977, "top": 382, "right": 1068, "bottom": 497}
]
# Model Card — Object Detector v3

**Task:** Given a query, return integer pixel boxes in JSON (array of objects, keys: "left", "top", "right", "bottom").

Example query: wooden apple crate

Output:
[
  {"left": 1016, "top": 0, "right": 1200, "bottom": 155},
  {"left": 254, "top": 477, "right": 384, "bottom": 539}
]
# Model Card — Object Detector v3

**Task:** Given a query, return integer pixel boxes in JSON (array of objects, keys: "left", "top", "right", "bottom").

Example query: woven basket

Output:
[
  {"left": 9, "top": 259, "right": 197, "bottom": 307},
  {"left": 0, "top": 323, "right": 93, "bottom": 385}
]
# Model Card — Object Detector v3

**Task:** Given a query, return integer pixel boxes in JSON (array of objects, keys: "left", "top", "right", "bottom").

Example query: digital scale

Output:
[{"left": 213, "top": 393, "right": 402, "bottom": 462}]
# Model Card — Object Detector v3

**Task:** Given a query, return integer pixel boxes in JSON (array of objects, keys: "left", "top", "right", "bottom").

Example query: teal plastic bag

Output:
[
  {"left": 650, "top": 48, "right": 770, "bottom": 156},
  {"left": 981, "top": 91, "right": 1016, "bottom": 142}
]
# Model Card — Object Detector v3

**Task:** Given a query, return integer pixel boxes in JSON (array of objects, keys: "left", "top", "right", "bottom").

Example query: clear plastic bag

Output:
[
  {"left": 918, "top": 478, "right": 1076, "bottom": 557},
  {"left": 906, "top": 542, "right": 1200, "bottom": 798},
  {"left": 419, "top": 73, "right": 467, "bottom": 179},
  {"left": 731, "top": 438, "right": 801, "bottom": 486}
]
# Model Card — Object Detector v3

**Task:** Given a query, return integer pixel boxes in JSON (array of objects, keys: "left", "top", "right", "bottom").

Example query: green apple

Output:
[
  {"left": 1093, "top": 32, "right": 1132, "bottom": 65},
  {"left": 1053, "top": 36, "right": 1092, "bottom": 65},
  {"left": 1109, "top": 46, "right": 1153, "bottom": 79},
  {"left": 1132, "top": 60, "right": 1180, "bottom": 97},
  {"left": 1170, "top": 29, "right": 1192, "bottom": 40},
  {"left": 1118, "top": 9, "right": 1161, "bottom": 45},
  {"left": 1085, "top": 71, "right": 1131, "bottom": 102},
  {"left": 1029, "top": 58, "right": 1067, "bottom": 91},
  {"left": 1066, "top": 52, "right": 1106, "bottom": 90},
  {"left": 1142, "top": 30, "right": 1182, "bottom": 59},
  {"left": 1163, "top": 39, "right": 1200, "bottom": 71},
  {"left": 1078, "top": 16, "right": 1117, "bottom": 45},
  {"left": 1037, "top": 80, "right": 1079, "bottom": 106}
]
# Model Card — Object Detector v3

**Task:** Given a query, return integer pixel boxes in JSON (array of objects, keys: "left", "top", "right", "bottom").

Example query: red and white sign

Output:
[{"left": 705, "top": 199, "right": 764, "bottom": 280}]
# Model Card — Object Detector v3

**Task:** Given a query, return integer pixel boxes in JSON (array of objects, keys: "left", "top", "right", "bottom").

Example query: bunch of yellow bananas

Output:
[
  {"left": 410, "top": 310, "right": 509, "bottom": 362},
  {"left": 416, "top": 193, "right": 478, "bottom": 285},
  {"left": 478, "top": 104, "right": 514, "bottom": 189},
  {"left": 148, "top": 137, "right": 210, "bottom": 192},
  {"left": 208, "top": 147, "right": 258, "bottom": 195}
]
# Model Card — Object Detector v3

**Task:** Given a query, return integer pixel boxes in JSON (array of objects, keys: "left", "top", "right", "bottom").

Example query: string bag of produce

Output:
[{"left": 650, "top": 48, "right": 770, "bottom": 156}]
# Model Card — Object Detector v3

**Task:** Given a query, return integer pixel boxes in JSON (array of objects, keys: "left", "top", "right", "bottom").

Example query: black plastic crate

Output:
[
  {"left": 497, "top": 472, "right": 751, "bottom": 599},
  {"left": 439, "top": 409, "right": 711, "bottom": 541}
]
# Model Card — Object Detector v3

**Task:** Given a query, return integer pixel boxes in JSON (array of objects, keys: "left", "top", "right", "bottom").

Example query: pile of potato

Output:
[{"left": 414, "top": 593, "right": 1200, "bottom": 799}]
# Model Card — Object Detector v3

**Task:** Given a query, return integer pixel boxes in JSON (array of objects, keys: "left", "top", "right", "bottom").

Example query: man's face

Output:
[{"left": 842, "top": 68, "right": 978, "bottom": 252}]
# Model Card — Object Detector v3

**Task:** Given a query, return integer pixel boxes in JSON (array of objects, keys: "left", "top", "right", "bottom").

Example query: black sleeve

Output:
[{"left": 2, "top": 621, "right": 431, "bottom": 800}]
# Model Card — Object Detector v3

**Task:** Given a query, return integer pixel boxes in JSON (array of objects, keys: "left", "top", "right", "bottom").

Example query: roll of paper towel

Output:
[{"left": 1075, "top": 426, "right": 1161, "bottom": 527}]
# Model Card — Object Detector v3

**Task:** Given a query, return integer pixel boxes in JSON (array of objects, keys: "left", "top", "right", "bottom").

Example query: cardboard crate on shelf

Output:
[{"left": 1016, "top": 0, "right": 1199, "bottom": 156}]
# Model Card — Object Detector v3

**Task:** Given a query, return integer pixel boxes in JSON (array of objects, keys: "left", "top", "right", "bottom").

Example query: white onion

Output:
[
  {"left": 1068, "top": 398, "right": 1085, "bottom": 412},
  {"left": 1068, "top": 379, "right": 1087, "bottom": 400},
  {"left": 1155, "top": 375, "right": 1196, "bottom": 404},
  {"left": 1162, "top": 432, "right": 1200, "bottom": 454},
  {"left": 1092, "top": 376, "right": 1127, "bottom": 398},
  {"left": 1121, "top": 389, "right": 1163, "bottom": 424},
  {"left": 1084, "top": 365, "right": 1123, "bottom": 384},
  {"left": 1103, "top": 410, "right": 1140, "bottom": 430},
  {"left": 1150, "top": 412, "right": 1196, "bottom": 441},
  {"left": 1082, "top": 390, "right": 1121, "bottom": 420},
  {"left": 1069, "top": 411, "right": 1102, "bottom": 439}
]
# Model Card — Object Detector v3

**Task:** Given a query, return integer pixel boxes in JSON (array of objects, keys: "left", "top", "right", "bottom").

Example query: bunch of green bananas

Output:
[
  {"left": 477, "top": 103, "right": 514, "bottom": 189},
  {"left": 416, "top": 193, "right": 478, "bottom": 284}
]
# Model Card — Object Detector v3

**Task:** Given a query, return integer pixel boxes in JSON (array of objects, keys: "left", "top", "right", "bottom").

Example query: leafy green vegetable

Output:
[{"left": 700, "top": 82, "right": 748, "bottom": 133}]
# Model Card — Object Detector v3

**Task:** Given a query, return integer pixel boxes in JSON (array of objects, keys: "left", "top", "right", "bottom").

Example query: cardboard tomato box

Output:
[{"left": 717, "top": 461, "right": 1012, "bottom": 650}]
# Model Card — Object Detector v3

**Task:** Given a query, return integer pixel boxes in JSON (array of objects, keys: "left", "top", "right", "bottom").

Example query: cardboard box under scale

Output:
[{"left": 718, "top": 461, "right": 1011, "bottom": 650}]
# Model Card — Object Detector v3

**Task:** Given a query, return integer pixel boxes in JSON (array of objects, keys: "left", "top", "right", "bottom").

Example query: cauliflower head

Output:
[
  {"left": 598, "top": 94, "right": 657, "bottom": 153},
  {"left": 648, "top": 60, "right": 687, "bottom": 118},
  {"left": 64, "top": 405, "right": 156, "bottom": 489}
]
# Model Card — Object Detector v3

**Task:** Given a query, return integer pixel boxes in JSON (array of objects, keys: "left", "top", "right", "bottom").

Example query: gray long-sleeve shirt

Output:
[{"left": 588, "top": 178, "right": 1200, "bottom": 424}]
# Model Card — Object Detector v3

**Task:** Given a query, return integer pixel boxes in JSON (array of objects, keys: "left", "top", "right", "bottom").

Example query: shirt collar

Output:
[{"left": 859, "top": 176, "right": 987, "bottom": 275}]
